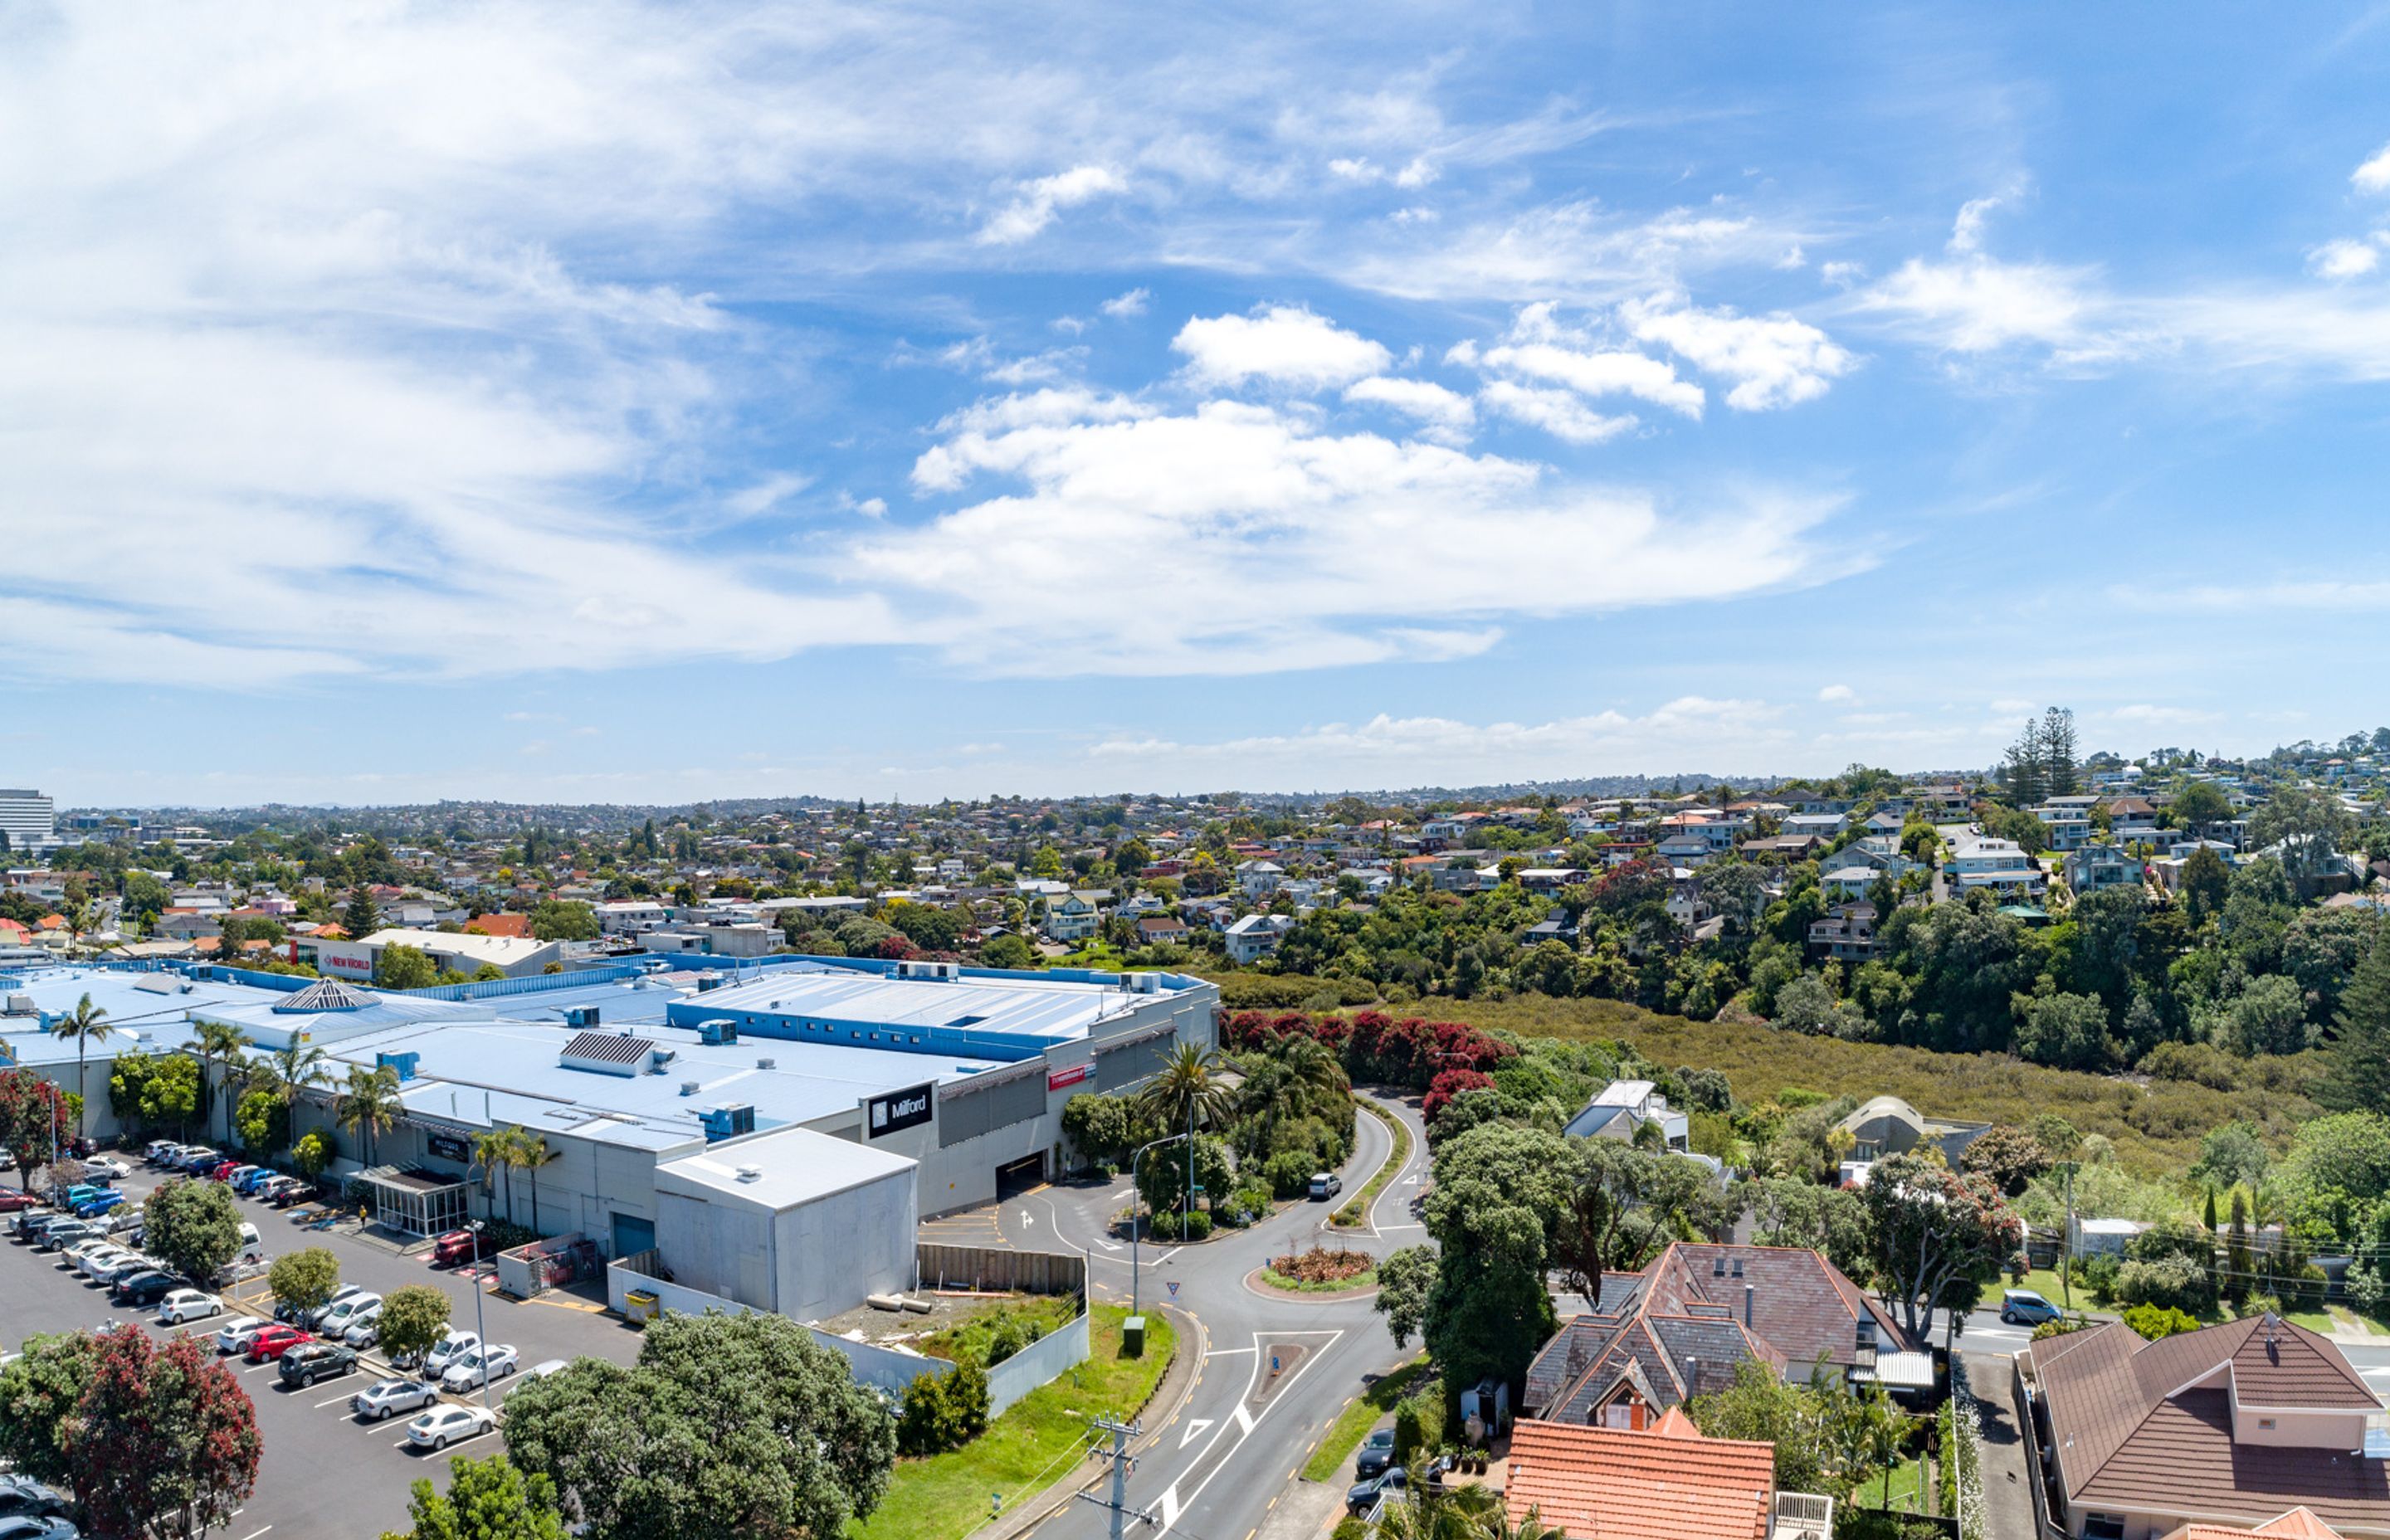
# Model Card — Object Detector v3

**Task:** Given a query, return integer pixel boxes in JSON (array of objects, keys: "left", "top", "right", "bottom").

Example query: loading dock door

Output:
[
  {"left": 610, "top": 1213, "right": 656, "bottom": 1259},
  {"left": 995, "top": 1153, "right": 1046, "bottom": 1198}
]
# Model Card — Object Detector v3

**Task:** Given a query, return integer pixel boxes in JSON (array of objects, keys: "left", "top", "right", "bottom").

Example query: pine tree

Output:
[
  {"left": 2004, "top": 719, "right": 2048, "bottom": 807},
  {"left": 2041, "top": 707, "right": 2080, "bottom": 797},
  {"left": 343, "top": 889, "right": 379, "bottom": 938},
  {"left": 2226, "top": 1190, "right": 2254, "bottom": 1309},
  {"left": 2320, "top": 923, "right": 2390, "bottom": 1114}
]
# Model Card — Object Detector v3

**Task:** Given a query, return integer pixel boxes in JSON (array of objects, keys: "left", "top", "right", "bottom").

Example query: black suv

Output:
[
  {"left": 279, "top": 1341, "right": 358, "bottom": 1388},
  {"left": 111, "top": 1270, "right": 178, "bottom": 1307}
]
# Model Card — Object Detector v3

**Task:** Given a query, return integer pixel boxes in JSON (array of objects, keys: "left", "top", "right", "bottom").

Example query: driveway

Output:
[{"left": 1964, "top": 1352, "right": 2044, "bottom": 1540}]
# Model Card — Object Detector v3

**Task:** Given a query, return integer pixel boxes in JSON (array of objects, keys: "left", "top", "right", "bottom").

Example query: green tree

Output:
[
  {"left": 529, "top": 900, "right": 599, "bottom": 942},
  {"left": 292, "top": 1128, "right": 338, "bottom": 1181},
  {"left": 1689, "top": 1360, "right": 1854, "bottom": 1501},
  {"left": 70, "top": 1326, "right": 261, "bottom": 1540},
  {"left": 2192, "top": 1122, "right": 2270, "bottom": 1191},
  {"left": 344, "top": 888, "right": 381, "bottom": 938},
  {"left": 377, "top": 944, "right": 439, "bottom": 990},
  {"left": 502, "top": 1311, "right": 895, "bottom": 1540},
  {"left": 338, "top": 1063, "right": 405, "bottom": 1167},
  {"left": 2179, "top": 845, "right": 2232, "bottom": 921},
  {"left": 1960, "top": 1125, "right": 2051, "bottom": 1196},
  {"left": 2172, "top": 781, "right": 2233, "bottom": 839},
  {"left": 2320, "top": 923, "right": 2390, "bottom": 1114},
  {"left": 248, "top": 1040, "right": 334, "bottom": 1115},
  {"left": 381, "top": 1455, "right": 571, "bottom": 1540},
  {"left": 1858, "top": 1153, "right": 2022, "bottom": 1339},
  {"left": 376, "top": 1284, "right": 453, "bottom": 1367},
  {"left": 2012, "top": 987, "right": 2109, "bottom": 1070},
  {"left": 1373, "top": 1245, "right": 1438, "bottom": 1348},
  {"left": 0, "top": 1070, "right": 70, "bottom": 1190},
  {"left": 0, "top": 1330, "right": 98, "bottom": 1486},
  {"left": 1743, "top": 1177, "right": 1871, "bottom": 1280},
  {"left": 267, "top": 1247, "right": 344, "bottom": 1318},
  {"left": 978, "top": 933, "right": 1037, "bottom": 970},
  {"left": 139, "top": 1052, "right": 202, "bottom": 1138},
  {"left": 144, "top": 1177, "right": 244, "bottom": 1283},
  {"left": 47, "top": 993, "right": 112, "bottom": 1139},
  {"left": 193, "top": 1023, "right": 254, "bottom": 1144},
  {"left": 234, "top": 1089, "right": 290, "bottom": 1155}
]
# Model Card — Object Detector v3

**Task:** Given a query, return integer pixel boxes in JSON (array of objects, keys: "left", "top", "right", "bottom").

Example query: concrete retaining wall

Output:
[
  {"left": 986, "top": 1309, "right": 1090, "bottom": 1416},
  {"left": 918, "top": 1242, "right": 1085, "bottom": 1297}
]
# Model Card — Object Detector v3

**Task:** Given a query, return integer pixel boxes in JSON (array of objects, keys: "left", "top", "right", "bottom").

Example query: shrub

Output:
[
  {"left": 895, "top": 1361, "right": 989, "bottom": 1456},
  {"left": 1144, "top": 1209, "right": 1213, "bottom": 1241},
  {"left": 2114, "top": 1255, "right": 2216, "bottom": 1316},
  {"left": 1392, "top": 1386, "right": 1443, "bottom": 1469},
  {"left": 2032, "top": 1317, "right": 2090, "bottom": 1341},
  {"left": 1217, "top": 1182, "right": 1275, "bottom": 1227},
  {"left": 1261, "top": 1150, "right": 1316, "bottom": 1199},
  {"left": 2122, "top": 1304, "right": 2200, "bottom": 1341},
  {"left": 1267, "top": 1246, "right": 1374, "bottom": 1285},
  {"left": 1332, "top": 1519, "right": 1368, "bottom": 1540}
]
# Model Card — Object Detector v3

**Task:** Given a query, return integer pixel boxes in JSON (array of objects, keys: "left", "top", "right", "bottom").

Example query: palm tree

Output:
[
  {"left": 473, "top": 1127, "right": 518, "bottom": 1226},
  {"left": 337, "top": 1064, "right": 405, "bottom": 1168},
  {"left": 248, "top": 1041, "right": 334, "bottom": 1150},
  {"left": 1135, "top": 1043, "right": 1236, "bottom": 1135},
  {"left": 48, "top": 994, "right": 111, "bottom": 1142},
  {"left": 193, "top": 1021, "right": 253, "bottom": 1145},
  {"left": 1372, "top": 1483, "right": 1505, "bottom": 1540},
  {"left": 1475, "top": 1505, "right": 1566, "bottom": 1540},
  {"left": 515, "top": 1128, "right": 556, "bottom": 1235},
  {"left": 1269, "top": 1032, "right": 1349, "bottom": 1120}
]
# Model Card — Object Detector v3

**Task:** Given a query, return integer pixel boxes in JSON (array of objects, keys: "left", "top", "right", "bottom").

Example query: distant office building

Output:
[{"left": 0, "top": 790, "right": 56, "bottom": 853}]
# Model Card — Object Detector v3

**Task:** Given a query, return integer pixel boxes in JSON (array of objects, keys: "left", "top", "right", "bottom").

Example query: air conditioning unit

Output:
[
  {"left": 680, "top": 1080, "right": 700, "bottom": 1097},
  {"left": 696, "top": 1019, "right": 738, "bottom": 1046},
  {"left": 646, "top": 1048, "right": 676, "bottom": 1072},
  {"left": 897, "top": 961, "right": 960, "bottom": 982},
  {"left": 1121, "top": 972, "right": 1163, "bottom": 994}
]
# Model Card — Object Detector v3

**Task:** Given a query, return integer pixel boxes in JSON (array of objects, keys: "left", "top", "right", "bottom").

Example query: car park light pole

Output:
[
  {"left": 461, "top": 1170, "right": 492, "bottom": 1410},
  {"left": 1128, "top": 1133, "right": 1189, "bottom": 1319}
]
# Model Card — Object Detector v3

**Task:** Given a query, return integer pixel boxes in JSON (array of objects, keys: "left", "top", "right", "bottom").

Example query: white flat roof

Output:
[
  {"left": 354, "top": 929, "right": 554, "bottom": 964},
  {"left": 656, "top": 1125, "right": 915, "bottom": 1212}
]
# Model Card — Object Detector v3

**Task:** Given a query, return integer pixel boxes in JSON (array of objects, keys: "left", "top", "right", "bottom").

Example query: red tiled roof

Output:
[
  {"left": 465, "top": 912, "right": 533, "bottom": 938},
  {"left": 2164, "top": 1508, "right": 2347, "bottom": 1540},
  {"left": 1505, "top": 1416, "right": 1775, "bottom": 1540}
]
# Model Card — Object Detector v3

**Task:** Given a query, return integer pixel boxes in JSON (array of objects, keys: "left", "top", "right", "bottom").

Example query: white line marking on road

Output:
[
  {"left": 315, "top": 1392, "right": 356, "bottom": 1408},
  {"left": 1204, "top": 1348, "right": 1256, "bottom": 1357},
  {"left": 235, "top": 1527, "right": 271, "bottom": 1540},
  {"left": 1232, "top": 1404, "right": 1256, "bottom": 1435},
  {"left": 1178, "top": 1418, "right": 1214, "bottom": 1450},
  {"left": 1019, "top": 1210, "right": 1035, "bottom": 1229}
]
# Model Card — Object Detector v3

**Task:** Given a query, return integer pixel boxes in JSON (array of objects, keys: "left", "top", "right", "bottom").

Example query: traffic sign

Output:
[{"left": 1166, "top": 1280, "right": 1180, "bottom": 1299}]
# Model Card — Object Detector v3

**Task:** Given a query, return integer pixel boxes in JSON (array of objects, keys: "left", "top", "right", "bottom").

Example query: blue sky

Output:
[{"left": 11, "top": 2, "right": 2390, "bottom": 806}]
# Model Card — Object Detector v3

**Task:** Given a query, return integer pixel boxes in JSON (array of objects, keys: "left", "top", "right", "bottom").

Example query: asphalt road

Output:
[{"left": 1002, "top": 1089, "right": 1430, "bottom": 1540}]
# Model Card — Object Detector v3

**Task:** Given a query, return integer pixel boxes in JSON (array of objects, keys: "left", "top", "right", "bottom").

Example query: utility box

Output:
[
  {"left": 1123, "top": 1315, "right": 1146, "bottom": 1357},
  {"left": 624, "top": 1289, "right": 661, "bottom": 1324}
]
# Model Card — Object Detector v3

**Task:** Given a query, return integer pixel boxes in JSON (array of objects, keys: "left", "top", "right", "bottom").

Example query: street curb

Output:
[{"left": 968, "top": 1302, "right": 1203, "bottom": 1540}]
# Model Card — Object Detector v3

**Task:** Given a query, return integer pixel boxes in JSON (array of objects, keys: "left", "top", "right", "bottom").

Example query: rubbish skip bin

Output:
[
  {"left": 626, "top": 1289, "right": 661, "bottom": 1324},
  {"left": 1123, "top": 1315, "right": 1145, "bottom": 1357}
]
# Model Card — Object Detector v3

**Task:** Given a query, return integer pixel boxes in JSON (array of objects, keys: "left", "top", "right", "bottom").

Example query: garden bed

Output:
[{"left": 1260, "top": 1245, "right": 1378, "bottom": 1294}]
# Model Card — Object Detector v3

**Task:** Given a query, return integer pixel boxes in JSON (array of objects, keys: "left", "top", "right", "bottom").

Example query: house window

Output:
[
  {"left": 2082, "top": 1516, "right": 2125, "bottom": 1540},
  {"left": 2257, "top": 1417, "right": 2277, "bottom": 1430}
]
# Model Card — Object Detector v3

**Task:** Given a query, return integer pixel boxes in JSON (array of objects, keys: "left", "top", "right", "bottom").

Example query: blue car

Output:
[
  {"left": 71, "top": 1191, "right": 125, "bottom": 1219},
  {"left": 1999, "top": 1289, "right": 2062, "bottom": 1327},
  {"left": 235, "top": 1167, "right": 277, "bottom": 1195}
]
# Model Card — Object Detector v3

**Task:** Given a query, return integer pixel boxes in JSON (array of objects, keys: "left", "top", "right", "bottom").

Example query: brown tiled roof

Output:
[
  {"left": 2039, "top": 1318, "right": 2390, "bottom": 1532},
  {"left": 1505, "top": 1416, "right": 1776, "bottom": 1540}
]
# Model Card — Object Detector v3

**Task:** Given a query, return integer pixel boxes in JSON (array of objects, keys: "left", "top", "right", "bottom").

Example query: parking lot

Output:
[{"left": 2, "top": 1161, "right": 647, "bottom": 1539}]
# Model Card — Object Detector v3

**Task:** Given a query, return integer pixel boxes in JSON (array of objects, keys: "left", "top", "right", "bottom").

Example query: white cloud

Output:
[
  {"left": 1821, "top": 261, "right": 1866, "bottom": 290},
  {"left": 1621, "top": 293, "right": 1852, "bottom": 410},
  {"left": 2356, "top": 142, "right": 2390, "bottom": 195},
  {"left": 2308, "top": 237, "right": 2381, "bottom": 280},
  {"left": 1087, "top": 697, "right": 1794, "bottom": 781},
  {"left": 1475, "top": 382, "right": 1638, "bottom": 444},
  {"left": 1949, "top": 195, "right": 2003, "bottom": 255},
  {"left": 2103, "top": 704, "right": 2222, "bottom": 728},
  {"left": 1817, "top": 684, "right": 1854, "bottom": 703},
  {"left": 868, "top": 396, "right": 1850, "bottom": 675},
  {"left": 1457, "top": 301, "right": 1705, "bottom": 418},
  {"left": 1100, "top": 287, "right": 1151, "bottom": 319},
  {"left": 1853, "top": 253, "right": 2100, "bottom": 353},
  {"left": 976, "top": 164, "right": 1129, "bottom": 246},
  {"left": 1335, "top": 199, "right": 1785, "bottom": 305},
  {"left": 725, "top": 473, "right": 812, "bottom": 517},
  {"left": 1775, "top": 244, "right": 1807, "bottom": 270},
  {"left": 1341, "top": 375, "right": 1476, "bottom": 441},
  {"left": 1172, "top": 305, "right": 1393, "bottom": 391}
]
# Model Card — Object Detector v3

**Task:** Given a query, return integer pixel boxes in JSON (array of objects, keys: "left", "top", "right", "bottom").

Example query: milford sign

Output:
[{"left": 866, "top": 1083, "right": 934, "bottom": 1139}]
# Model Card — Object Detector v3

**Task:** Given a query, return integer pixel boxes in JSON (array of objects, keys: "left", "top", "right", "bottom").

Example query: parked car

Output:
[
  {"left": 158, "top": 1289, "right": 222, "bottom": 1325},
  {"left": 111, "top": 1271, "right": 178, "bottom": 1309},
  {"left": 245, "top": 1324, "right": 314, "bottom": 1363},
  {"left": 352, "top": 1377, "right": 439, "bottom": 1421},
  {"left": 222, "top": 1165, "right": 259, "bottom": 1192},
  {"left": 1347, "top": 1468, "right": 1407, "bottom": 1515},
  {"left": 0, "top": 1475, "right": 71, "bottom": 1518},
  {"left": 176, "top": 1149, "right": 219, "bottom": 1174},
  {"left": 69, "top": 1192, "right": 124, "bottom": 1221},
  {"left": 420, "top": 1329, "right": 480, "bottom": 1376},
  {"left": 267, "top": 1180, "right": 312, "bottom": 1208},
  {"left": 0, "top": 1515, "right": 79, "bottom": 1539},
  {"left": 278, "top": 1282, "right": 357, "bottom": 1325},
  {"left": 279, "top": 1341, "right": 358, "bottom": 1388},
  {"left": 234, "top": 1168, "right": 278, "bottom": 1195},
  {"left": 298, "top": 1284, "right": 364, "bottom": 1329},
  {"left": 214, "top": 1316, "right": 272, "bottom": 1355},
  {"left": 0, "top": 1191, "right": 36, "bottom": 1214},
  {"left": 505, "top": 1359, "right": 570, "bottom": 1401},
  {"left": 75, "top": 1245, "right": 139, "bottom": 1282},
  {"left": 1309, "top": 1172, "right": 1343, "bottom": 1200},
  {"left": 81, "top": 1157, "right": 129, "bottom": 1181},
  {"left": 206, "top": 1161, "right": 239, "bottom": 1182},
  {"left": 1355, "top": 1427, "right": 1397, "bottom": 1479},
  {"left": 90, "top": 1251, "right": 155, "bottom": 1286},
  {"left": 35, "top": 1221, "right": 99, "bottom": 1252},
  {"left": 1999, "top": 1289, "right": 2062, "bottom": 1327},
  {"left": 440, "top": 1343, "right": 519, "bottom": 1393},
  {"left": 429, "top": 1228, "right": 496, "bottom": 1267},
  {"left": 56, "top": 1186, "right": 105, "bottom": 1211},
  {"left": 407, "top": 1404, "right": 498, "bottom": 1452},
  {"left": 60, "top": 1239, "right": 120, "bottom": 1272},
  {"left": 145, "top": 1141, "right": 182, "bottom": 1166},
  {"left": 316, "top": 1292, "right": 383, "bottom": 1337}
]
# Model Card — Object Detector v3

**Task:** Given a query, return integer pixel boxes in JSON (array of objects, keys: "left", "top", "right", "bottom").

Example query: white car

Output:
[
  {"left": 83, "top": 1157, "right": 129, "bottom": 1180},
  {"left": 214, "top": 1316, "right": 271, "bottom": 1355},
  {"left": 316, "top": 1292, "right": 382, "bottom": 1336},
  {"left": 81, "top": 1248, "right": 143, "bottom": 1284},
  {"left": 70, "top": 1242, "right": 131, "bottom": 1279},
  {"left": 299, "top": 1284, "right": 362, "bottom": 1328},
  {"left": 421, "top": 1330, "right": 480, "bottom": 1377},
  {"left": 352, "top": 1377, "right": 439, "bottom": 1421},
  {"left": 440, "top": 1343, "right": 519, "bottom": 1393},
  {"left": 407, "top": 1404, "right": 497, "bottom": 1451},
  {"left": 158, "top": 1289, "right": 222, "bottom": 1325}
]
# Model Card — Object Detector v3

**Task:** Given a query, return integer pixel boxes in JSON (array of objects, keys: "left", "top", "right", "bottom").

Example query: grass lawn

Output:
[
  {"left": 2003, "top": 1268, "right": 2346, "bottom": 1338},
  {"left": 1301, "top": 1356, "right": 1431, "bottom": 1484},
  {"left": 1332, "top": 1096, "right": 1409, "bottom": 1230},
  {"left": 1860, "top": 1455, "right": 1932, "bottom": 1515},
  {"left": 852, "top": 1306, "right": 1178, "bottom": 1540}
]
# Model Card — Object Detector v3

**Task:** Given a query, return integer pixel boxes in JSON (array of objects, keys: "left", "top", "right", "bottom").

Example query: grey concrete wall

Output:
[
  {"left": 775, "top": 1166, "right": 915, "bottom": 1319},
  {"left": 656, "top": 1188, "right": 777, "bottom": 1309},
  {"left": 986, "top": 1310, "right": 1090, "bottom": 1417}
]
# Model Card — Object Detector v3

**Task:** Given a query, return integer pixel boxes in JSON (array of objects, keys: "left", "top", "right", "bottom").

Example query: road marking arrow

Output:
[
  {"left": 1018, "top": 1210, "right": 1034, "bottom": 1228},
  {"left": 1178, "top": 1417, "right": 1213, "bottom": 1450}
]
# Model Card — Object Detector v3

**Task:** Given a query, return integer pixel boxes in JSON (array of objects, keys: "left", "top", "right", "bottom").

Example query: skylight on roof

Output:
[{"left": 945, "top": 1014, "right": 987, "bottom": 1027}]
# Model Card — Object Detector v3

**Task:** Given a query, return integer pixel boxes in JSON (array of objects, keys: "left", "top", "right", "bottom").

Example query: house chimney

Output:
[{"left": 1744, "top": 1282, "right": 1754, "bottom": 1327}]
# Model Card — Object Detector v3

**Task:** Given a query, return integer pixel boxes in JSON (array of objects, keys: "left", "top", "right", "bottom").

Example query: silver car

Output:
[{"left": 351, "top": 1377, "right": 439, "bottom": 1422}]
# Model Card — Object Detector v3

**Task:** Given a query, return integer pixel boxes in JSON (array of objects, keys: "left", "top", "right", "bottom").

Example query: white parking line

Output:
[
  {"left": 314, "top": 1392, "right": 357, "bottom": 1409},
  {"left": 234, "top": 1526, "right": 271, "bottom": 1540}
]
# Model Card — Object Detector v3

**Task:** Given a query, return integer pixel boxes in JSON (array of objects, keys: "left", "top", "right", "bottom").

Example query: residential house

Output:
[
  {"left": 1653, "top": 835, "right": 1716, "bottom": 868},
  {"left": 2158, "top": 1511, "right": 2348, "bottom": 1540},
  {"left": 1807, "top": 904, "right": 1884, "bottom": 964},
  {"left": 2033, "top": 1314, "right": 2390, "bottom": 1539},
  {"left": 1820, "top": 864, "right": 1884, "bottom": 902},
  {"left": 1524, "top": 916, "right": 1579, "bottom": 946},
  {"left": 1038, "top": 891, "right": 1100, "bottom": 943},
  {"left": 1222, "top": 913, "right": 1293, "bottom": 964},
  {"left": 2066, "top": 843, "right": 2144, "bottom": 896},
  {"left": 1505, "top": 1410, "right": 1831, "bottom": 1540},
  {"left": 1235, "top": 860, "right": 1285, "bottom": 899},
  {"left": 1783, "top": 812, "right": 1850, "bottom": 840},
  {"left": 2105, "top": 797, "right": 2162, "bottom": 840},
  {"left": 1518, "top": 867, "right": 1589, "bottom": 892},
  {"left": 1742, "top": 834, "right": 1824, "bottom": 863},
  {"left": 1563, "top": 1080, "right": 1690, "bottom": 1152},
  {"left": 2067, "top": 1216, "right": 2149, "bottom": 1258},
  {"left": 1836, "top": 1095, "right": 1991, "bottom": 1166},
  {"left": 1522, "top": 1242, "right": 1932, "bottom": 1424},
  {"left": 1134, "top": 915, "right": 1189, "bottom": 946},
  {"left": 2036, "top": 797, "right": 2102, "bottom": 853},
  {"left": 1946, "top": 835, "right": 2046, "bottom": 895}
]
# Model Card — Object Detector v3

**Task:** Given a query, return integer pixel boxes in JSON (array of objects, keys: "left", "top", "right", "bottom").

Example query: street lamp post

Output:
[
  {"left": 462, "top": 1161, "right": 491, "bottom": 1410},
  {"left": 1128, "top": 1132, "right": 1190, "bottom": 1320}
]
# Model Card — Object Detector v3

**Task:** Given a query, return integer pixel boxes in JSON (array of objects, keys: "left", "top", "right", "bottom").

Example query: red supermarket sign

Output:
[{"left": 1047, "top": 1063, "right": 1091, "bottom": 1093}]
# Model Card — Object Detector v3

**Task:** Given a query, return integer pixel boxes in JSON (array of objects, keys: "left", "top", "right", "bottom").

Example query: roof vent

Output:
[
  {"left": 756, "top": 1057, "right": 776, "bottom": 1070},
  {"left": 736, "top": 1166, "right": 763, "bottom": 1182},
  {"left": 680, "top": 1080, "right": 700, "bottom": 1097}
]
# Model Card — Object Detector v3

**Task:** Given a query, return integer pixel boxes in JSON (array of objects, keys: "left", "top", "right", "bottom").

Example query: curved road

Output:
[{"left": 1001, "top": 1089, "right": 1430, "bottom": 1540}]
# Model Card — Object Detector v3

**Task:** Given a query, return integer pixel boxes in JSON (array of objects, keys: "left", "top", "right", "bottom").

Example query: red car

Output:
[
  {"left": 429, "top": 1228, "right": 496, "bottom": 1267},
  {"left": 207, "top": 1161, "right": 240, "bottom": 1182},
  {"left": 0, "top": 1190, "right": 37, "bottom": 1212},
  {"left": 246, "top": 1325, "right": 314, "bottom": 1362}
]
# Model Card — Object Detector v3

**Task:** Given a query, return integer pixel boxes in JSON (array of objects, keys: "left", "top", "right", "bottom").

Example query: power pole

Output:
[
  {"left": 2059, "top": 1161, "right": 2078, "bottom": 1315},
  {"left": 1076, "top": 1417, "right": 1156, "bottom": 1540}
]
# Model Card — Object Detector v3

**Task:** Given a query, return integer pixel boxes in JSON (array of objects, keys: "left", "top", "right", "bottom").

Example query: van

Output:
[{"left": 1309, "top": 1172, "right": 1343, "bottom": 1201}]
